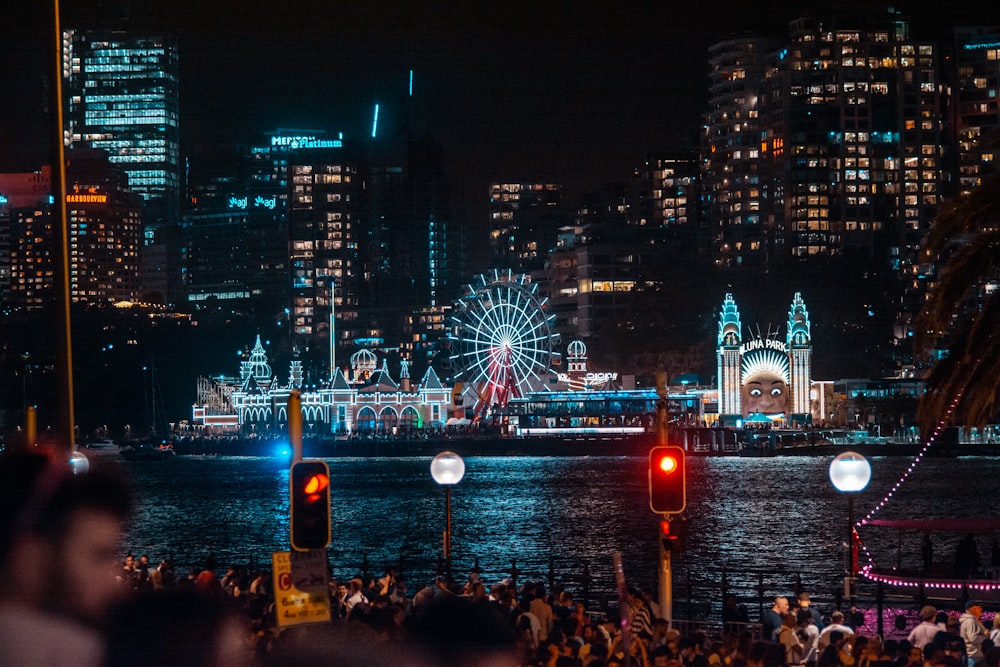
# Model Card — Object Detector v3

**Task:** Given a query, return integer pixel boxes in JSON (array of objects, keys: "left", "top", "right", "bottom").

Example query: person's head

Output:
[
  {"left": 964, "top": 601, "right": 983, "bottom": 619},
  {"left": 774, "top": 596, "right": 789, "bottom": 613},
  {"left": 105, "top": 590, "right": 249, "bottom": 667},
  {"left": 831, "top": 611, "right": 845, "bottom": 625},
  {"left": 798, "top": 593, "right": 811, "bottom": 608},
  {"left": 0, "top": 451, "right": 133, "bottom": 626},
  {"left": 921, "top": 605, "right": 938, "bottom": 622}
]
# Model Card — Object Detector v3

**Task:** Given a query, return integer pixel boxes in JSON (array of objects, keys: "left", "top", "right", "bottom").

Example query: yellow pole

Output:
[
  {"left": 25, "top": 406, "right": 37, "bottom": 449},
  {"left": 51, "top": 0, "right": 75, "bottom": 455},
  {"left": 289, "top": 390, "right": 302, "bottom": 463}
]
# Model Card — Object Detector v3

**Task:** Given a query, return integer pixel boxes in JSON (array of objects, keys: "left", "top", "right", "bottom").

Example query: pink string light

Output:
[{"left": 855, "top": 390, "right": 962, "bottom": 575}]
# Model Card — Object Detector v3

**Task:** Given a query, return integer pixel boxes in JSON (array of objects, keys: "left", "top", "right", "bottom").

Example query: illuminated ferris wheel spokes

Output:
[{"left": 448, "top": 270, "right": 560, "bottom": 417}]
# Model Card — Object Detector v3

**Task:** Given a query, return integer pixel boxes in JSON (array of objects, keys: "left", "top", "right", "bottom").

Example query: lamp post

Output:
[
  {"left": 430, "top": 451, "right": 465, "bottom": 583},
  {"left": 829, "top": 451, "right": 871, "bottom": 607}
]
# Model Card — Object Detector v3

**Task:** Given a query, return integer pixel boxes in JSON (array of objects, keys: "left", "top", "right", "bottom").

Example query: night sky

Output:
[{"left": 3, "top": 1, "right": 1000, "bottom": 220}]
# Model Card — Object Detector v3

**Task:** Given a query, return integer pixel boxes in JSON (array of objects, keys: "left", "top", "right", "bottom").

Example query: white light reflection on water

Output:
[{"left": 110, "top": 454, "right": 998, "bottom": 610}]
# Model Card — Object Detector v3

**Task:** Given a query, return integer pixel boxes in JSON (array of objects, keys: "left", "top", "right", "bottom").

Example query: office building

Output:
[
  {"left": 63, "top": 30, "right": 181, "bottom": 226},
  {"left": 2, "top": 151, "right": 141, "bottom": 307},
  {"left": 489, "top": 183, "right": 570, "bottom": 273}
]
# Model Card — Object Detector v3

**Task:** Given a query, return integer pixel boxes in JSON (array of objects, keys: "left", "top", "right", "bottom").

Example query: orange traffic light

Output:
[
  {"left": 290, "top": 460, "right": 331, "bottom": 551},
  {"left": 649, "top": 446, "right": 686, "bottom": 514}
]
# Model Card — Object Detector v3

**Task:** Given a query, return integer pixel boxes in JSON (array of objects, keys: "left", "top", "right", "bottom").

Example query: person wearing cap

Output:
[
  {"left": 909, "top": 605, "right": 942, "bottom": 649},
  {"left": 959, "top": 600, "right": 988, "bottom": 665}
]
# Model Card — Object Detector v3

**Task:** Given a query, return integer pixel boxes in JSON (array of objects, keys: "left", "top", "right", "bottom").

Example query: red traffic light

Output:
[
  {"left": 290, "top": 460, "right": 331, "bottom": 551},
  {"left": 649, "top": 445, "right": 686, "bottom": 514},
  {"left": 659, "top": 517, "right": 688, "bottom": 554}
]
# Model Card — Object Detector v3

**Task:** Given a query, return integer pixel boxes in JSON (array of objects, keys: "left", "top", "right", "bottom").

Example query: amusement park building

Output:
[{"left": 192, "top": 336, "right": 453, "bottom": 434}]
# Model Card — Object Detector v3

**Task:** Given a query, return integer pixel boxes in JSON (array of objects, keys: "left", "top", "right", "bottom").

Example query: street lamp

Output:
[
  {"left": 430, "top": 450, "right": 465, "bottom": 583},
  {"left": 829, "top": 451, "right": 871, "bottom": 606}
]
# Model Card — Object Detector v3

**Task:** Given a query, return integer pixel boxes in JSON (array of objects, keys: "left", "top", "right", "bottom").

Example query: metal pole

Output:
[
  {"left": 848, "top": 494, "right": 856, "bottom": 607},
  {"left": 330, "top": 277, "right": 337, "bottom": 382},
  {"left": 445, "top": 485, "right": 452, "bottom": 583},
  {"left": 659, "top": 527, "right": 673, "bottom": 627}
]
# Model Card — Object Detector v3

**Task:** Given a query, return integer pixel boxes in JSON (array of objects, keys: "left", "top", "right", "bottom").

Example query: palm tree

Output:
[{"left": 915, "top": 130, "right": 1000, "bottom": 439}]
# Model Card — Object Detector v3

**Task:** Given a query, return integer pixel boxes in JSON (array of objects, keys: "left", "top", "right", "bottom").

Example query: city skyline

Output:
[{"left": 4, "top": 1, "right": 1000, "bottom": 215}]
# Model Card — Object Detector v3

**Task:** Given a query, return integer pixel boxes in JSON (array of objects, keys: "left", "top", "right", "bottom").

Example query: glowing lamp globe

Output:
[
  {"left": 828, "top": 451, "right": 871, "bottom": 493},
  {"left": 69, "top": 450, "right": 90, "bottom": 475},
  {"left": 430, "top": 451, "right": 465, "bottom": 486}
]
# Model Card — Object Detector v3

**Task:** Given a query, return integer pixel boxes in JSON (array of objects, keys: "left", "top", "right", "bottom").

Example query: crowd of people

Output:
[
  {"left": 4, "top": 448, "right": 1000, "bottom": 667},
  {"left": 752, "top": 594, "right": 1000, "bottom": 667}
]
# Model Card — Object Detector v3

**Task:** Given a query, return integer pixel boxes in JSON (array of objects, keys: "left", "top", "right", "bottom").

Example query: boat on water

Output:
[{"left": 119, "top": 442, "right": 176, "bottom": 461}]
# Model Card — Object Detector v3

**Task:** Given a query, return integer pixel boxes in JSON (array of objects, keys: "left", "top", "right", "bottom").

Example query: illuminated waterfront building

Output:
[
  {"left": 716, "top": 292, "right": 813, "bottom": 422},
  {"left": 62, "top": 30, "right": 181, "bottom": 226},
  {"left": 192, "top": 336, "right": 452, "bottom": 434}
]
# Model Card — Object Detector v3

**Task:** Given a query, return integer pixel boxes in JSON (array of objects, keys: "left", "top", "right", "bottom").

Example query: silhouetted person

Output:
[
  {"left": 955, "top": 534, "right": 980, "bottom": 579},
  {"left": 922, "top": 533, "right": 933, "bottom": 574},
  {"left": 0, "top": 451, "right": 133, "bottom": 666}
]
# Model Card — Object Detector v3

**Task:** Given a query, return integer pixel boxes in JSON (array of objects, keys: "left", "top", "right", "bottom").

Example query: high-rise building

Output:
[
  {"left": 632, "top": 155, "right": 700, "bottom": 229},
  {"left": 489, "top": 183, "right": 570, "bottom": 273},
  {"left": 779, "top": 11, "right": 944, "bottom": 267},
  {"left": 703, "top": 8, "right": 946, "bottom": 272},
  {"left": 703, "top": 35, "right": 780, "bottom": 268},
  {"left": 2, "top": 151, "right": 142, "bottom": 307},
  {"left": 948, "top": 27, "right": 1000, "bottom": 196},
  {"left": 287, "top": 145, "right": 365, "bottom": 371},
  {"left": 63, "top": 30, "right": 181, "bottom": 226}
]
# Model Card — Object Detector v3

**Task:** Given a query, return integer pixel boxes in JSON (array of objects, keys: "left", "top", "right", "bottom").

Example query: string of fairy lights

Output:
[{"left": 852, "top": 393, "right": 1000, "bottom": 591}]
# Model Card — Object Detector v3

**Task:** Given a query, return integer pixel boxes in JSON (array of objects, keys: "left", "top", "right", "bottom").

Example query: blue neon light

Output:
[
  {"left": 372, "top": 104, "right": 380, "bottom": 138},
  {"left": 409, "top": 70, "right": 414, "bottom": 96}
]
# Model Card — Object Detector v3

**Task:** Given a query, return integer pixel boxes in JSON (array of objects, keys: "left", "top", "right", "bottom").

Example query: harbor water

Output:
[{"left": 101, "top": 451, "right": 997, "bottom": 619}]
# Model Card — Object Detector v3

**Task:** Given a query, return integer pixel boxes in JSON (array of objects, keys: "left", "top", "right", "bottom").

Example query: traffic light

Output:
[
  {"left": 649, "top": 445, "right": 686, "bottom": 514},
  {"left": 659, "top": 517, "right": 688, "bottom": 554},
  {"left": 290, "top": 459, "right": 331, "bottom": 551}
]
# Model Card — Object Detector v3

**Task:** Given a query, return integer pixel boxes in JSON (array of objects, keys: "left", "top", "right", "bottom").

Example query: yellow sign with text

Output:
[{"left": 272, "top": 549, "right": 331, "bottom": 628}]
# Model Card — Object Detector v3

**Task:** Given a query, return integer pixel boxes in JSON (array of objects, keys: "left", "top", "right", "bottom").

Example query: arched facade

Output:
[
  {"left": 194, "top": 336, "right": 452, "bottom": 435},
  {"left": 717, "top": 293, "right": 813, "bottom": 421}
]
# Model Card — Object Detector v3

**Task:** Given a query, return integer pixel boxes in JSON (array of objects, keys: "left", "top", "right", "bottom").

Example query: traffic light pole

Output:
[
  {"left": 659, "top": 519, "right": 673, "bottom": 628},
  {"left": 289, "top": 390, "right": 302, "bottom": 463}
]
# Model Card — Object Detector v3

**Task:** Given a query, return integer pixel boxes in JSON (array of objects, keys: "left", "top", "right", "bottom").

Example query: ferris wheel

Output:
[{"left": 447, "top": 269, "right": 561, "bottom": 416}]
